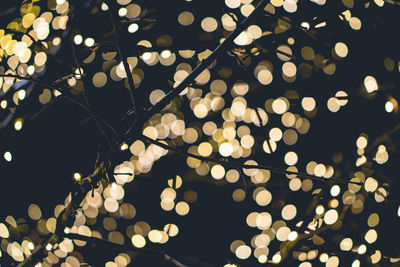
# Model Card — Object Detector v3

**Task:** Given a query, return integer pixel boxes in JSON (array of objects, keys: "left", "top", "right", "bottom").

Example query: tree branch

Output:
[
  {"left": 61, "top": 233, "right": 188, "bottom": 267},
  {"left": 141, "top": 0, "right": 270, "bottom": 124},
  {"left": 140, "top": 135, "right": 363, "bottom": 185}
]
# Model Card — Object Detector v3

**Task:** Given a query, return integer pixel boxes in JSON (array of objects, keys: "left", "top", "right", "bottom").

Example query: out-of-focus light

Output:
[
  {"left": 0, "top": 100, "right": 7, "bottom": 109},
  {"left": 330, "top": 185, "right": 340, "bottom": 197},
  {"left": 101, "top": 3, "right": 109, "bottom": 11},
  {"left": 14, "top": 119, "right": 23, "bottom": 131},
  {"left": 45, "top": 243, "right": 53, "bottom": 251},
  {"left": 4, "top": 151, "right": 12, "bottom": 162},
  {"left": 272, "top": 253, "right": 281, "bottom": 263},
  {"left": 74, "top": 35, "right": 83, "bottom": 45},
  {"left": 84, "top": 37, "right": 95, "bottom": 47},
  {"left": 128, "top": 23, "right": 139, "bottom": 33},
  {"left": 27, "top": 65, "right": 35, "bottom": 75},
  {"left": 131, "top": 234, "right": 146, "bottom": 248},
  {"left": 301, "top": 21, "right": 310, "bottom": 30},
  {"left": 18, "top": 90, "right": 26, "bottom": 100},
  {"left": 120, "top": 143, "right": 129, "bottom": 151},
  {"left": 385, "top": 101, "right": 393, "bottom": 113},
  {"left": 364, "top": 76, "right": 378, "bottom": 93},
  {"left": 142, "top": 52, "right": 151, "bottom": 60},
  {"left": 73, "top": 172, "right": 81, "bottom": 181},
  {"left": 288, "top": 231, "right": 298, "bottom": 241},
  {"left": 357, "top": 244, "right": 367, "bottom": 254},
  {"left": 119, "top": 7, "right": 127, "bottom": 17},
  {"left": 28, "top": 242, "right": 35, "bottom": 250},
  {"left": 161, "top": 50, "right": 171, "bottom": 58}
]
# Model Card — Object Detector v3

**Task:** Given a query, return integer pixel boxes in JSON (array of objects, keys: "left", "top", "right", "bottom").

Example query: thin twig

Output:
[
  {"left": 104, "top": 0, "right": 137, "bottom": 119},
  {"left": 140, "top": 135, "right": 363, "bottom": 185},
  {"left": 264, "top": 12, "right": 325, "bottom": 45},
  {"left": 142, "top": 0, "right": 270, "bottom": 124},
  {"left": 0, "top": 73, "right": 81, "bottom": 94},
  {"left": 61, "top": 233, "right": 188, "bottom": 267},
  {"left": 255, "top": 108, "right": 273, "bottom": 154},
  {"left": 71, "top": 41, "right": 115, "bottom": 150}
]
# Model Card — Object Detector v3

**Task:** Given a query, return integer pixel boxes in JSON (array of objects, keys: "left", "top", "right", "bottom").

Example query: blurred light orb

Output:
[
  {"left": 4, "top": 151, "right": 12, "bottom": 162},
  {"left": 219, "top": 142, "right": 233, "bottom": 157},
  {"left": 364, "top": 76, "right": 378, "bottom": 93},
  {"left": 235, "top": 244, "right": 251, "bottom": 259},
  {"left": 385, "top": 101, "right": 393, "bottom": 113},
  {"left": 283, "top": 0, "right": 297, "bottom": 13},
  {"left": 131, "top": 234, "right": 146, "bottom": 248},
  {"left": 128, "top": 23, "right": 139, "bottom": 33},
  {"left": 84, "top": 37, "right": 95, "bottom": 47}
]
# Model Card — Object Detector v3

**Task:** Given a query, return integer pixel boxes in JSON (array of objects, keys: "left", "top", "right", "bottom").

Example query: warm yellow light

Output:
[
  {"left": 0, "top": 223, "right": 9, "bottom": 239},
  {"left": 118, "top": 7, "right": 128, "bottom": 17},
  {"left": 14, "top": 119, "right": 23, "bottom": 131},
  {"left": 18, "top": 90, "right": 26, "bottom": 100},
  {"left": 357, "top": 244, "right": 367, "bottom": 254},
  {"left": 161, "top": 50, "right": 171, "bottom": 58},
  {"left": 352, "top": 260, "right": 360, "bottom": 267},
  {"left": 73, "top": 172, "right": 81, "bottom": 181},
  {"left": 219, "top": 142, "right": 233, "bottom": 157},
  {"left": 288, "top": 231, "right": 298, "bottom": 241},
  {"left": 211, "top": 164, "right": 225, "bottom": 180},
  {"left": 142, "top": 52, "right": 152, "bottom": 61},
  {"left": 148, "top": 230, "right": 162, "bottom": 243},
  {"left": 120, "top": 143, "right": 129, "bottom": 151},
  {"left": 367, "top": 213, "right": 379, "bottom": 227},
  {"left": 284, "top": 151, "right": 298, "bottom": 166},
  {"left": 301, "top": 97, "right": 316, "bottom": 111},
  {"left": 74, "top": 35, "right": 83, "bottom": 45},
  {"left": 4, "top": 151, "right": 12, "bottom": 162},
  {"left": 365, "top": 177, "right": 378, "bottom": 192},
  {"left": 323, "top": 209, "right": 338, "bottom": 225},
  {"left": 272, "top": 98, "right": 288, "bottom": 114},
  {"left": 349, "top": 17, "right": 362, "bottom": 30},
  {"left": 225, "top": 0, "right": 241, "bottom": 9},
  {"left": 356, "top": 136, "right": 368, "bottom": 149},
  {"left": 201, "top": 17, "right": 218, "bottom": 32},
  {"left": 101, "top": 3, "right": 109, "bottom": 10},
  {"left": 281, "top": 204, "right": 297, "bottom": 220},
  {"left": 84, "top": 38, "right": 95, "bottom": 47},
  {"left": 364, "top": 75, "right": 378, "bottom": 93},
  {"left": 282, "top": 62, "right": 297, "bottom": 77},
  {"left": 26, "top": 242, "right": 34, "bottom": 251},
  {"left": 315, "top": 205, "right": 324, "bottom": 215},
  {"left": 128, "top": 23, "right": 139, "bottom": 33},
  {"left": 365, "top": 229, "right": 378, "bottom": 244},
  {"left": 385, "top": 101, "right": 394, "bottom": 113},
  {"left": 235, "top": 245, "right": 251, "bottom": 259},
  {"left": 175, "top": 201, "right": 190, "bottom": 216},
  {"left": 319, "top": 253, "right": 329, "bottom": 262},
  {"left": 198, "top": 142, "right": 213, "bottom": 157},
  {"left": 0, "top": 100, "right": 7, "bottom": 109},
  {"left": 45, "top": 243, "right": 53, "bottom": 251},
  {"left": 131, "top": 234, "right": 146, "bottom": 248},
  {"left": 301, "top": 21, "right": 310, "bottom": 30},
  {"left": 340, "top": 238, "right": 353, "bottom": 251},
  {"left": 330, "top": 185, "right": 340, "bottom": 197},
  {"left": 272, "top": 253, "right": 281, "bottom": 263},
  {"left": 334, "top": 42, "right": 348, "bottom": 58}
]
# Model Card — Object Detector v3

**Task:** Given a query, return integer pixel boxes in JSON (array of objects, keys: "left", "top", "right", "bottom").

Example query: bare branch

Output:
[{"left": 140, "top": 135, "right": 363, "bottom": 185}]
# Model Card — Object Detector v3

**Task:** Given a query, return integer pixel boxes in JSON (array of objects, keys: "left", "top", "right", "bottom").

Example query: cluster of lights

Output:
[{"left": 0, "top": 0, "right": 399, "bottom": 266}]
